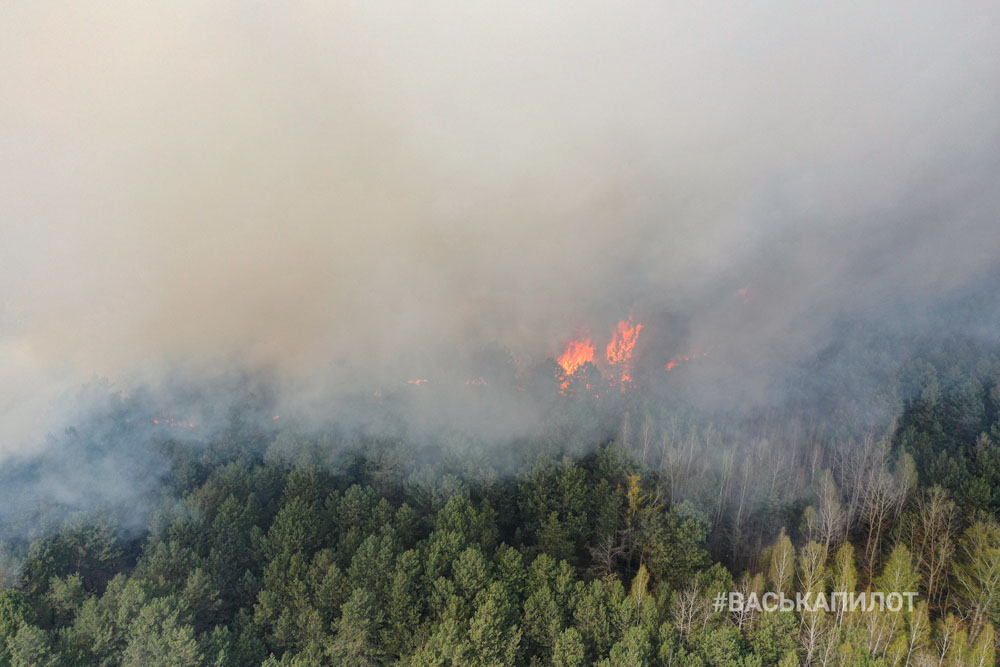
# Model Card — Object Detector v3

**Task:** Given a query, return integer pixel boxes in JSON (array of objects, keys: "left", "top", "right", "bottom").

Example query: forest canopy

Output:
[{"left": 1, "top": 341, "right": 999, "bottom": 666}]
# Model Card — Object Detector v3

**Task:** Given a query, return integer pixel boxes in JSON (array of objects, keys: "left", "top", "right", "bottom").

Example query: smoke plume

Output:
[{"left": 3, "top": 1, "right": 1000, "bottom": 475}]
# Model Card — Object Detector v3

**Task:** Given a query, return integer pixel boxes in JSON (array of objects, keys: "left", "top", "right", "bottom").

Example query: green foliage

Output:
[
  {"left": 519, "top": 457, "right": 591, "bottom": 564},
  {"left": 5, "top": 623, "right": 59, "bottom": 667},
  {"left": 121, "top": 597, "right": 202, "bottom": 667},
  {"left": 0, "top": 590, "right": 34, "bottom": 643},
  {"left": 466, "top": 581, "right": 521, "bottom": 666},
  {"left": 640, "top": 501, "right": 710, "bottom": 589},
  {"left": 20, "top": 520, "right": 124, "bottom": 597},
  {"left": 952, "top": 519, "right": 1000, "bottom": 633},
  {"left": 747, "top": 612, "right": 797, "bottom": 666},
  {"left": 4, "top": 369, "right": 1000, "bottom": 667},
  {"left": 45, "top": 573, "right": 88, "bottom": 627},
  {"left": 552, "top": 627, "right": 586, "bottom": 667},
  {"left": 607, "top": 626, "right": 654, "bottom": 666},
  {"left": 328, "top": 588, "right": 384, "bottom": 666}
]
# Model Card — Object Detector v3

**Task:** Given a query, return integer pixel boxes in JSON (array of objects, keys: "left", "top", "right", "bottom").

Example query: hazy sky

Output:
[{"left": 3, "top": 1, "right": 1000, "bottom": 451}]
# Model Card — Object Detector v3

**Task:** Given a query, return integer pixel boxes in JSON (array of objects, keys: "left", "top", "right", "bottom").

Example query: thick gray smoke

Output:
[{"left": 2, "top": 0, "right": 999, "bottom": 464}]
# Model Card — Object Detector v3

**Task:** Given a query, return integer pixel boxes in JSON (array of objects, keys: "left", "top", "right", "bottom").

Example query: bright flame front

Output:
[
  {"left": 557, "top": 336, "right": 595, "bottom": 393},
  {"left": 606, "top": 318, "right": 643, "bottom": 390}
]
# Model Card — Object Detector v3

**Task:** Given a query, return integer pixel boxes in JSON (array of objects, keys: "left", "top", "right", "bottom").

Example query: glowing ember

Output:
[
  {"left": 606, "top": 318, "right": 643, "bottom": 390},
  {"left": 665, "top": 351, "right": 709, "bottom": 371},
  {"left": 272, "top": 415, "right": 280, "bottom": 421},
  {"left": 407, "top": 378, "right": 429, "bottom": 385}
]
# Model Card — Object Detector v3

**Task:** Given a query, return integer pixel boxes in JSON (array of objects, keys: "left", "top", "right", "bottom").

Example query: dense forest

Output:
[{"left": 2, "top": 343, "right": 1000, "bottom": 666}]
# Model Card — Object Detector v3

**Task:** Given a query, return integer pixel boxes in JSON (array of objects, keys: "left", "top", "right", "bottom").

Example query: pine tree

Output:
[
  {"left": 327, "top": 588, "right": 383, "bottom": 666},
  {"left": 466, "top": 582, "right": 521, "bottom": 667},
  {"left": 121, "top": 597, "right": 202, "bottom": 667},
  {"left": 552, "top": 627, "right": 587, "bottom": 667},
  {"left": 5, "top": 624, "right": 60, "bottom": 667}
]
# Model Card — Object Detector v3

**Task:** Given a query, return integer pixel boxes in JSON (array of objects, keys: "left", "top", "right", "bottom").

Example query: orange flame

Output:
[
  {"left": 606, "top": 320, "right": 642, "bottom": 365},
  {"left": 407, "top": 378, "right": 428, "bottom": 385},
  {"left": 606, "top": 318, "right": 643, "bottom": 390},
  {"left": 665, "top": 351, "right": 709, "bottom": 371},
  {"left": 557, "top": 336, "right": 595, "bottom": 392},
  {"left": 558, "top": 337, "right": 595, "bottom": 376}
]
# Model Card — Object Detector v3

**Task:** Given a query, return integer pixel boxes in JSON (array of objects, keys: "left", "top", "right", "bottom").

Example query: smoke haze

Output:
[{"left": 3, "top": 0, "right": 1000, "bottom": 456}]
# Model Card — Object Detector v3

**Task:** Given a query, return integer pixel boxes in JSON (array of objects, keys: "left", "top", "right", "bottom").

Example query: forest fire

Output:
[
  {"left": 606, "top": 318, "right": 643, "bottom": 390},
  {"left": 557, "top": 337, "right": 595, "bottom": 376},
  {"left": 557, "top": 336, "right": 595, "bottom": 392}
]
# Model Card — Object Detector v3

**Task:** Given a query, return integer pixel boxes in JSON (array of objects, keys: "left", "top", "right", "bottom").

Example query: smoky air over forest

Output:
[{"left": 2, "top": 1, "right": 1000, "bottom": 540}]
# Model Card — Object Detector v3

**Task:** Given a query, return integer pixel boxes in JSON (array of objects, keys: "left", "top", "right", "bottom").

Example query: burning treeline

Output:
[
  {"left": 549, "top": 285, "right": 752, "bottom": 398},
  {"left": 555, "top": 317, "right": 703, "bottom": 396},
  {"left": 388, "top": 315, "right": 704, "bottom": 399},
  {"left": 557, "top": 319, "right": 644, "bottom": 395}
]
